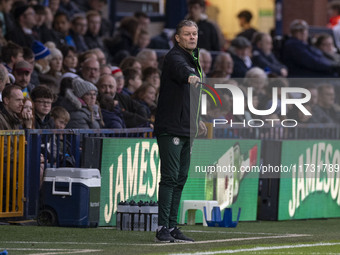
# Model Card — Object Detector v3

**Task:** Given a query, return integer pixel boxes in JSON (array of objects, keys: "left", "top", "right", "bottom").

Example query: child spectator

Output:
[
  {"left": 122, "top": 68, "right": 142, "bottom": 96},
  {"left": 131, "top": 82, "right": 157, "bottom": 120},
  {"left": 111, "top": 66, "right": 125, "bottom": 93},
  {"left": 142, "top": 66, "right": 160, "bottom": 90},
  {"left": 32, "top": 40, "right": 51, "bottom": 75},
  {"left": 19, "top": 97, "right": 34, "bottom": 129},
  {"left": 51, "top": 106, "right": 70, "bottom": 129},
  {"left": 99, "top": 94, "right": 126, "bottom": 129},
  {"left": 30, "top": 85, "right": 55, "bottom": 129},
  {"left": 49, "top": 106, "right": 75, "bottom": 167}
]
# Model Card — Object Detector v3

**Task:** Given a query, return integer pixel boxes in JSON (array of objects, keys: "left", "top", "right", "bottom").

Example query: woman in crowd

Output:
[
  {"left": 65, "top": 77, "right": 103, "bottom": 129},
  {"left": 60, "top": 45, "right": 78, "bottom": 73}
]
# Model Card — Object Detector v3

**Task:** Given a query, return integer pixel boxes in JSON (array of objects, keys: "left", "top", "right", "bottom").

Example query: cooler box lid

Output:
[{"left": 45, "top": 168, "right": 101, "bottom": 179}]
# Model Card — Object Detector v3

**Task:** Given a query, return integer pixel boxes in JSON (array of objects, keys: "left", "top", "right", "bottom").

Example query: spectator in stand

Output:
[
  {"left": 13, "top": 60, "right": 34, "bottom": 97},
  {"left": 58, "top": 0, "right": 81, "bottom": 19},
  {"left": 69, "top": 14, "right": 88, "bottom": 53},
  {"left": 328, "top": 0, "right": 340, "bottom": 28},
  {"left": 90, "top": 48, "right": 106, "bottom": 65},
  {"left": 229, "top": 36, "right": 252, "bottom": 78},
  {"left": 84, "top": 11, "right": 105, "bottom": 51},
  {"left": 19, "top": 97, "right": 34, "bottom": 128},
  {"left": 96, "top": 74, "right": 149, "bottom": 128},
  {"left": 23, "top": 46, "right": 40, "bottom": 87},
  {"left": 122, "top": 68, "right": 142, "bottom": 97},
  {"left": 99, "top": 93, "right": 126, "bottom": 129},
  {"left": 313, "top": 84, "right": 340, "bottom": 123},
  {"left": 45, "top": 43, "right": 63, "bottom": 82},
  {"left": 131, "top": 82, "right": 157, "bottom": 120},
  {"left": 243, "top": 67, "right": 268, "bottom": 109},
  {"left": 282, "top": 19, "right": 339, "bottom": 77},
  {"left": 60, "top": 45, "right": 78, "bottom": 73},
  {"left": 104, "top": 16, "right": 140, "bottom": 62},
  {"left": 30, "top": 85, "right": 55, "bottom": 129},
  {"left": 111, "top": 66, "right": 124, "bottom": 94},
  {"left": 79, "top": 57, "right": 100, "bottom": 84},
  {"left": 119, "top": 56, "right": 142, "bottom": 75},
  {"left": 308, "top": 86, "right": 318, "bottom": 107},
  {"left": 315, "top": 33, "right": 340, "bottom": 64},
  {"left": 0, "top": 0, "right": 15, "bottom": 39},
  {"left": 236, "top": 10, "right": 258, "bottom": 42},
  {"left": 199, "top": 49, "right": 212, "bottom": 76},
  {"left": 100, "top": 64, "right": 111, "bottom": 76},
  {"left": 53, "top": 12, "right": 75, "bottom": 48},
  {"left": 136, "top": 49, "right": 158, "bottom": 70},
  {"left": 187, "top": 0, "right": 220, "bottom": 51},
  {"left": 48, "top": 0, "right": 60, "bottom": 16},
  {"left": 78, "top": 0, "right": 112, "bottom": 37},
  {"left": 66, "top": 77, "right": 103, "bottom": 129},
  {"left": 1, "top": 41, "right": 24, "bottom": 73},
  {"left": 148, "top": 28, "right": 174, "bottom": 50},
  {"left": 143, "top": 67, "right": 160, "bottom": 91},
  {"left": 134, "top": 11, "right": 150, "bottom": 31},
  {"left": 211, "top": 52, "right": 233, "bottom": 79},
  {"left": 252, "top": 32, "right": 288, "bottom": 77},
  {"left": 6, "top": 4, "right": 38, "bottom": 48},
  {"left": 0, "top": 85, "right": 30, "bottom": 129},
  {"left": 33, "top": 5, "right": 65, "bottom": 47},
  {"left": 32, "top": 40, "right": 51, "bottom": 78},
  {"left": 0, "top": 64, "right": 10, "bottom": 103},
  {"left": 136, "top": 29, "right": 151, "bottom": 52}
]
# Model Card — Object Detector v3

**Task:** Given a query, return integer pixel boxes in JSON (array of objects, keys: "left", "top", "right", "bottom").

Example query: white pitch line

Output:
[
  {"left": 168, "top": 242, "right": 340, "bottom": 255},
  {"left": 140, "top": 234, "right": 311, "bottom": 246},
  {"left": 0, "top": 234, "right": 311, "bottom": 247},
  {"left": 0, "top": 248, "right": 101, "bottom": 255},
  {"left": 184, "top": 230, "right": 283, "bottom": 235}
]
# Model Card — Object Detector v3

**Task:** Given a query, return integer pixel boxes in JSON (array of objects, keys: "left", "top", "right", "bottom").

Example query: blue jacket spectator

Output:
[
  {"left": 252, "top": 33, "right": 288, "bottom": 76},
  {"left": 282, "top": 19, "right": 338, "bottom": 77},
  {"left": 99, "top": 94, "right": 126, "bottom": 129}
]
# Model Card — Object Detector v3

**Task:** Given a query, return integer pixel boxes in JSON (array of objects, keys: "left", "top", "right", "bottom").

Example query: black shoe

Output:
[
  {"left": 155, "top": 226, "right": 175, "bottom": 243},
  {"left": 170, "top": 227, "right": 194, "bottom": 242}
]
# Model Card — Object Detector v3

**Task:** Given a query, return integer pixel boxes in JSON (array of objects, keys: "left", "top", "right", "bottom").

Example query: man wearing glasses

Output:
[{"left": 31, "top": 85, "right": 55, "bottom": 129}]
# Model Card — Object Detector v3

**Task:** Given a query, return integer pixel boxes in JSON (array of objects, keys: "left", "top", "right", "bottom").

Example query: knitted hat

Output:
[
  {"left": 111, "top": 66, "right": 122, "bottom": 75},
  {"left": 13, "top": 60, "right": 33, "bottom": 73},
  {"left": 32, "top": 41, "right": 50, "bottom": 60},
  {"left": 72, "top": 78, "right": 98, "bottom": 98}
]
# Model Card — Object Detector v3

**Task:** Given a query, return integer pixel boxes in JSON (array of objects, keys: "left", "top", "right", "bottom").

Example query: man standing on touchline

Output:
[{"left": 154, "top": 19, "right": 207, "bottom": 243}]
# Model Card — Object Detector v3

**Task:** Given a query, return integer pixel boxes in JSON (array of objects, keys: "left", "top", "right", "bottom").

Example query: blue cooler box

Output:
[{"left": 39, "top": 168, "right": 101, "bottom": 227}]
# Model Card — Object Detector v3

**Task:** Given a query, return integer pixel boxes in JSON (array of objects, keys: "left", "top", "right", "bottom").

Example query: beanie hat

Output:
[
  {"left": 111, "top": 66, "right": 122, "bottom": 75},
  {"left": 49, "top": 48, "right": 63, "bottom": 60},
  {"left": 72, "top": 78, "right": 98, "bottom": 98},
  {"left": 13, "top": 5, "right": 30, "bottom": 21},
  {"left": 32, "top": 41, "right": 50, "bottom": 60}
]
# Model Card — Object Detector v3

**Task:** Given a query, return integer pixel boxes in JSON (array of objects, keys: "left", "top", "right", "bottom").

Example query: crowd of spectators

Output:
[{"left": 0, "top": 0, "right": 340, "bottom": 137}]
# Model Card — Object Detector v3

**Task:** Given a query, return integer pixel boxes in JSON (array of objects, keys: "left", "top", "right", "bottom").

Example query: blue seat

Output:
[{"left": 203, "top": 206, "right": 241, "bottom": 228}]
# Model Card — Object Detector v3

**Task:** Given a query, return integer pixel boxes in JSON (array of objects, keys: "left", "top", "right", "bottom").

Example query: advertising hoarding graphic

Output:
[
  {"left": 100, "top": 139, "right": 261, "bottom": 226},
  {"left": 100, "top": 139, "right": 160, "bottom": 226},
  {"left": 279, "top": 141, "right": 340, "bottom": 220},
  {"left": 180, "top": 139, "right": 261, "bottom": 221}
]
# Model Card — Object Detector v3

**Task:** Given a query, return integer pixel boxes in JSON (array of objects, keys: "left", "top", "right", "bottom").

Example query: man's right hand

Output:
[{"left": 188, "top": 75, "right": 200, "bottom": 88}]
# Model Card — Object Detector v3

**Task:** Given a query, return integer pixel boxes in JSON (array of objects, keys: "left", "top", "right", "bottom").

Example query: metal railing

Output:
[
  {"left": 24, "top": 127, "right": 154, "bottom": 218},
  {"left": 0, "top": 130, "right": 25, "bottom": 218}
]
